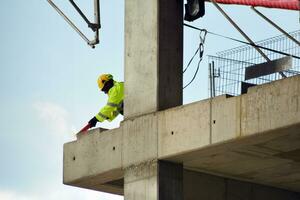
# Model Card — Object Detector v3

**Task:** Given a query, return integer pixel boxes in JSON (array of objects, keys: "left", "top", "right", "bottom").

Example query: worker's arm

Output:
[
  {"left": 95, "top": 104, "right": 118, "bottom": 122},
  {"left": 88, "top": 102, "right": 117, "bottom": 128}
]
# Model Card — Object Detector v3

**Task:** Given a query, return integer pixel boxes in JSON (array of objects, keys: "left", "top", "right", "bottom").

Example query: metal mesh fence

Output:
[{"left": 208, "top": 30, "right": 300, "bottom": 97}]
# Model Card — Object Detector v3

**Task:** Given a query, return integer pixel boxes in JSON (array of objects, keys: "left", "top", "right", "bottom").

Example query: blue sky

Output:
[{"left": 0, "top": 1, "right": 298, "bottom": 199}]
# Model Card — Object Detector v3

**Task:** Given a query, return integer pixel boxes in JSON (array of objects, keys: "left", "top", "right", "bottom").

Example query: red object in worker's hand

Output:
[{"left": 78, "top": 124, "right": 91, "bottom": 134}]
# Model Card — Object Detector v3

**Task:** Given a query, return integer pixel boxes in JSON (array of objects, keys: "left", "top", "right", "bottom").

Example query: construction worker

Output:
[{"left": 88, "top": 74, "right": 124, "bottom": 128}]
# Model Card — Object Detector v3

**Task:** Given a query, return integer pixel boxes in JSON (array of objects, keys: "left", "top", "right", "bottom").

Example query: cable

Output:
[
  {"left": 183, "top": 30, "right": 207, "bottom": 89},
  {"left": 183, "top": 47, "right": 199, "bottom": 73},
  {"left": 184, "top": 23, "right": 300, "bottom": 60},
  {"left": 183, "top": 47, "right": 202, "bottom": 89}
]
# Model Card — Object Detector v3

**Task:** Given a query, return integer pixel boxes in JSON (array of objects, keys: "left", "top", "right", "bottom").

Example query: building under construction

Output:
[{"left": 49, "top": 0, "right": 300, "bottom": 199}]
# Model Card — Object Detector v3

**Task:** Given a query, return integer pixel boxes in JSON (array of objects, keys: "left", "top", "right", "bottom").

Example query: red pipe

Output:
[
  {"left": 78, "top": 124, "right": 91, "bottom": 134},
  {"left": 213, "top": 0, "right": 300, "bottom": 10}
]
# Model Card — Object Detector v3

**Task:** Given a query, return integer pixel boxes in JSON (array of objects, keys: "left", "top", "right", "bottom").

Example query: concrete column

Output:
[
  {"left": 124, "top": 160, "right": 183, "bottom": 200},
  {"left": 125, "top": 0, "right": 183, "bottom": 118}
]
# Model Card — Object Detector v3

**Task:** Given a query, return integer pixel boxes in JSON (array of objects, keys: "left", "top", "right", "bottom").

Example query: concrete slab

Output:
[
  {"left": 63, "top": 128, "right": 123, "bottom": 193},
  {"left": 241, "top": 75, "right": 300, "bottom": 136},
  {"left": 178, "top": 124, "right": 300, "bottom": 192}
]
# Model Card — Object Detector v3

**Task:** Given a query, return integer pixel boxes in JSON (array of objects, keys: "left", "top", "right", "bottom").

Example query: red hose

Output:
[
  {"left": 213, "top": 0, "right": 299, "bottom": 10},
  {"left": 78, "top": 124, "right": 91, "bottom": 134}
]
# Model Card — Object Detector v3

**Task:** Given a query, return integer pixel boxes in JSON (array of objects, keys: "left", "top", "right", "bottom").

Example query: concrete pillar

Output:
[
  {"left": 124, "top": 160, "right": 183, "bottom": 200},
  {"left": 125, "top": 0, "right": 183, "bottom": 118}
]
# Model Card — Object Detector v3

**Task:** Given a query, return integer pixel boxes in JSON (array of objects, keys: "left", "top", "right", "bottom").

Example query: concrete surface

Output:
[
  {"left": 124, "top": 160, "right": 158, "bottom": 200},
  {"left": 124, "top": 160, "right": 183, "bottom": 200},
  {"left": 64, "top": 75, "right": 300, "bottom": 195},
  {"left": 124, "top": 0, "right": 183, "bottom": 118},
  {"left": 158, "top": 99, "right": 211, "bottom": 157},
  {"left": 63, "top": 128, "right": 123, "bottom": 194},
  {"left": 122, "top": 113, "right": 158, "bottom": 167}
]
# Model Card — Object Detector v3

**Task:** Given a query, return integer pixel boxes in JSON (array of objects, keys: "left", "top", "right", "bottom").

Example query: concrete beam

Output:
[
  {"left": 158, "top": 99, "right": 211, "bottom": 157},
  {"left": 122, "top": 113, "right": 158, "bottom": 167}
]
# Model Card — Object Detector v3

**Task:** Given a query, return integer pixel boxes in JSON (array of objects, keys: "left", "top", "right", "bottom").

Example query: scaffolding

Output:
[{"left": 208, "top": 30, "right": 300, "bottom": 97}]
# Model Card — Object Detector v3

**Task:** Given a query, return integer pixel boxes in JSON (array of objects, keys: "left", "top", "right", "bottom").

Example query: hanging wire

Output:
[
  {"left": 183, "top": 29, "right": 207, "bottom": 89},
  {"left": 183, "top": 47, "right": 199, "bottom": 73},
  {"left": 184, "top": 23, "right": 300, "bottom": 60}
]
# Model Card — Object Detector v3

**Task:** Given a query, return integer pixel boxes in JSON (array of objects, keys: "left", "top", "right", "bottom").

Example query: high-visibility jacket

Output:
[{"left": 96, "top": 81, "right": 124, "bottom": 122}]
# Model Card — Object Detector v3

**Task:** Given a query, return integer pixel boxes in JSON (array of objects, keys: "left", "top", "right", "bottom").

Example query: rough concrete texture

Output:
[
  {"left": 122, "top": 113, "right": 158, "bottom": 167},
  {"left": 158, "top": 99, "right": 210, "bottom": 158},
  {"left": 211, "top": 95, "right": 241, "bottom": 143},
  {"left": 124, "top": 160, "right": 158, "bottom": 200},
  {"left": 63, "top": 128, "right": 123, "bottom": 194},
  {"left": 124, "top": 0, "right": 158, "bottom": 118},
  {"left": 124, "top": 0, "right": 183, "bottom": 118},
  {"left": 124, "top": 160, "right": 183, "bottom": 200},
  {"left": 241, "top": 74, "right": 300, "bottom": 136},
  {"left": 63, "top": 75, "right": 300, "bottom": 194}
]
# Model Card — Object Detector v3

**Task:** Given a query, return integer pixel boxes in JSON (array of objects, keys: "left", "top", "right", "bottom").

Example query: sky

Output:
[{"left": 0, "top": 1, "right": 298, "bottom": 200}]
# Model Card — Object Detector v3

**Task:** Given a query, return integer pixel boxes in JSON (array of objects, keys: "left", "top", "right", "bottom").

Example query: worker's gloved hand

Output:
[{"left": 88, "top": 116, "right": 99, "bottom": 128}]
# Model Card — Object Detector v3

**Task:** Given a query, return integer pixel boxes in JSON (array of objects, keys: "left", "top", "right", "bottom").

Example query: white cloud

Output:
[
  {"left": 0, "top": 188, "right": 123, "bottom": 200},
  {"left": 33, "top": 101, "right": 76, "bottom": 139},
  {"left": 0, "top": 190, "right": 31, "bottom": 200},
  {"left": 30, "top": 101, "right": 124, "bottom": 200}
]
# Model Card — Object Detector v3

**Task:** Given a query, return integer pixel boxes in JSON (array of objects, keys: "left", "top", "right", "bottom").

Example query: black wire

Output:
[
  {"left": 184, "top": 23, "right": 300, "bottom": 60},
  {"left": 183, "top": 44, "right": 204, "bottom": 89},
  {"left": 183, "top": 58, "right": 201, "bottom": 89},
  {"left": 183, "top": 47, "right": 200, "bottom": 73},
  {"left": 183, "top": 26, "right": 206, "bottom": 90}
]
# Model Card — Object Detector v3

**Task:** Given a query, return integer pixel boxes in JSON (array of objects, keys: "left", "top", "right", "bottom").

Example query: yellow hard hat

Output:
[{"left": 97, "top": 74, "right": 113, "bottom": 90}]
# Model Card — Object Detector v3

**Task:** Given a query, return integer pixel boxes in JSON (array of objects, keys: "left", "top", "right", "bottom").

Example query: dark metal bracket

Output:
[{"left": 47, "top": 0, "right": 101, "bottom": 48}]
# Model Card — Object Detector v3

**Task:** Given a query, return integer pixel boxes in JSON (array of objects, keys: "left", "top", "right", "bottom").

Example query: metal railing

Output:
[{"left": 208, "top": 30, "right": 300, "bottom": 97}]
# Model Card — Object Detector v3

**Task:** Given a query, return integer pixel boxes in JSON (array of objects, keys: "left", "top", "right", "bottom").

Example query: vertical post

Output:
[
  {"left": 158, "top": 0, "right": 183, "bottom": 111},
  {"left": 125, "top": 0, "right": 183, "bottom": 119},
  {"left": 209, "top": 63, "right": 213, "bottom": 98},
  {"left": 212, "top": 61, "right": 216, "bottom": 97},
  {"left": 124, "top": 160, "right": 183, "bottom": 200}
]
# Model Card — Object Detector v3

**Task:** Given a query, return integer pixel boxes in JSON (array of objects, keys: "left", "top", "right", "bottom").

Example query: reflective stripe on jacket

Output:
[{"left": 95, "top": 81, "right": 124, "bottom": 122}]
